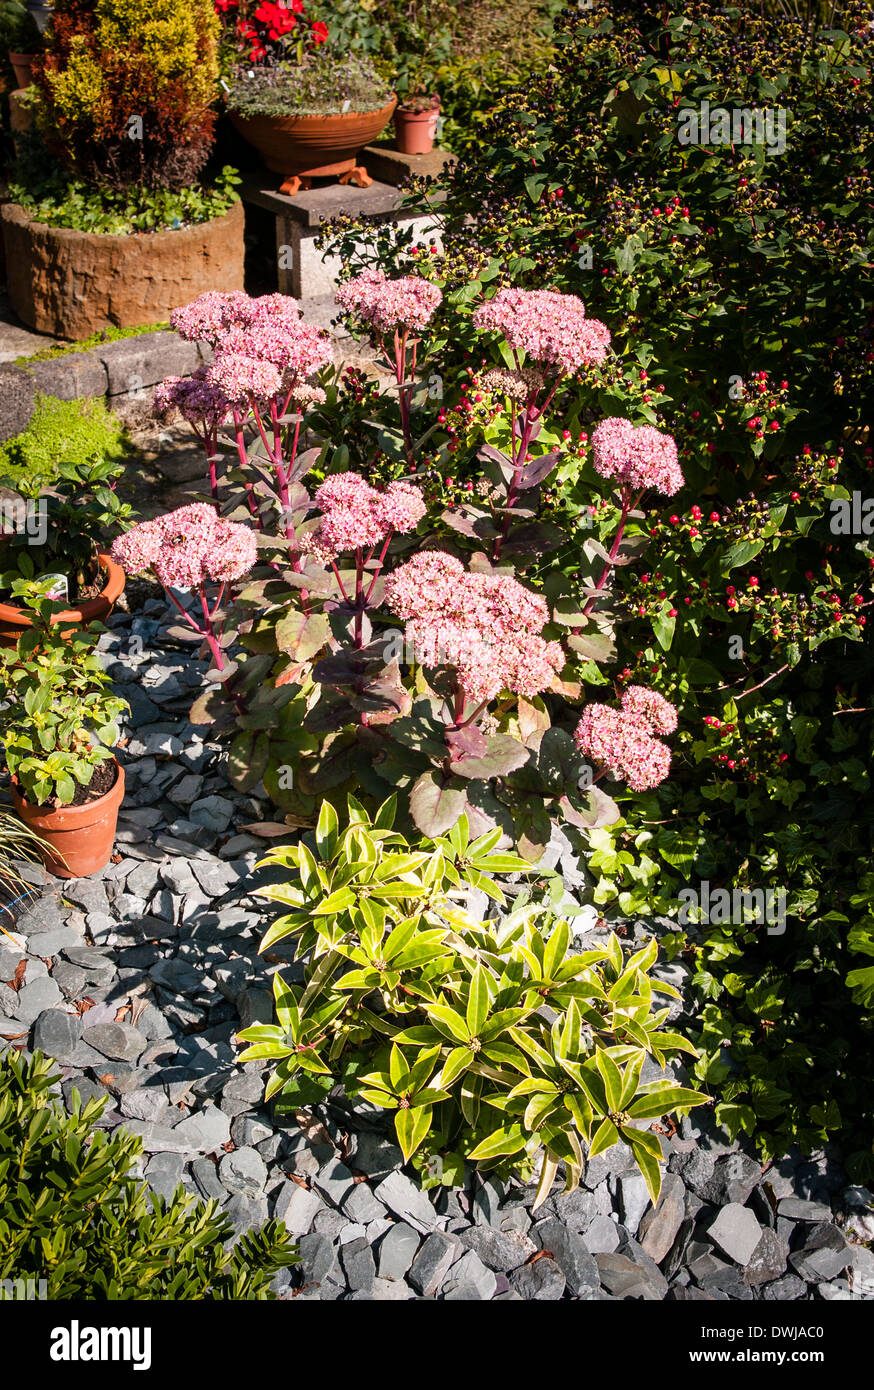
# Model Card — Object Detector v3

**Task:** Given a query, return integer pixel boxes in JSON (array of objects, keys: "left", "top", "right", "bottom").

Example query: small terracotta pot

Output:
[
  {"left": 394, "top": 107, "right": 440, "bottom": 156},
  {"left": 8, "top": 52, "right": 37, "bottom": 89},
  {"left": 0, "top": 551, "right": 126, "bottom": 647},
  {"left": 12, "top": 760, "right": 125, "bottom": 879}
]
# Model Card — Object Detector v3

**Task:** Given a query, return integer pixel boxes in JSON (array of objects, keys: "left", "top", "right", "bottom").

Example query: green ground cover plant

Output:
[{"left": 0, "top": 1049, "right": 297, "bottom": 1298}]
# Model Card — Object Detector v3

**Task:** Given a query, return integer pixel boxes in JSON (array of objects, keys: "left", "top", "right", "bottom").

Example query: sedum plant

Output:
[{"left": 238, "top": 797, "right": 708, "bottom": 1205}]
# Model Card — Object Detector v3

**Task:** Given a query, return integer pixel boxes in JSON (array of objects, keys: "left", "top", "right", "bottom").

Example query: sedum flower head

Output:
[
  {"left": 112, "top": 504, "right": 257, "bottom": 591},
  {"left": 573, "top": 685, "right": 678, "bottom": 791},
  {"left": 473, "top": 287, "right": 611, "bottom": 376},
  {"left": 336, "top": 268, "right": 443, "bottom": 334},
  {"left": 591, "top": 417, "right": 683, "bottom": 496},
  {"left": 384, "top": 551, "right": 564, "bottom": 703}
]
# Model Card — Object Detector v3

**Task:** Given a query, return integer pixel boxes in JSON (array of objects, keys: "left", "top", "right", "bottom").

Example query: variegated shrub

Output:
[{"left": 238, "top": 797, "right": 708, "bottom": 1207}]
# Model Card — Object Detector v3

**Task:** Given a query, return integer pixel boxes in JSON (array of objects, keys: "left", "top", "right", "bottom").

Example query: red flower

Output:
[{"left": 311, "top": 20, "right": 328, "bottom": 41}]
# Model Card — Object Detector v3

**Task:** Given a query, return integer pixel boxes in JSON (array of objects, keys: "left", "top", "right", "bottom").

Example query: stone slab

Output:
[{"left": 362, "top": 144, "right": 457, "bottom": 188}]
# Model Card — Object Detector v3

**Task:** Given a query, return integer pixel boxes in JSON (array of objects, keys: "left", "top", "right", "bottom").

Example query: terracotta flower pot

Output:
[
  {"left": 394, "top": 107, "right": 440, "bottom": 156},
  {"left": 12, "top": 760, "right": 125, "bottom": 879},
  {"left": 8, "top": 52, "right": 37, "bottom": 89},
  {"left": 230, "top": 96, "right": 397, "bottom": 194},
  {"left": 0, "top": 551, "right": 126, "bottom": 648}
]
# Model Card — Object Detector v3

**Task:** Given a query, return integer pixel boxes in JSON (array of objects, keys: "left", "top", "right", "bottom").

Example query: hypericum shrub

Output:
[
  {"left": 361, "top": 0, "right": 872, "bottom": 1172},
  {"left": 0, "top": 1050, "right": 298, "bottom": 1298},
  {"left": 35, "top": 0, "right": 221, "bottom": 191},
  {"left": 239, "top": 798, "right": 708, "bottom": 1204}
]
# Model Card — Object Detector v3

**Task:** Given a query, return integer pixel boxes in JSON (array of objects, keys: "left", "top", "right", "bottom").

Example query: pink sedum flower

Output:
[
  {"left": 620, "top": 684, "right": 678, "bottom": 735},
  {"left": 384, "top": 551, "right": 564, "bottom": 703},
  {"left": 573, "top": 685, "right": 678, "bottom": 790},
  {"left": 170, "top": 291, "right": 254, "bottom": 348},
  {"left": 112, "top": 504, "right": 257, "bottom": 591},
  {"left": 170, "top": 291, "right": 333, "bottom": 410},
  {"left": 154, "top": 368, "right": 231, "bottom": 430},
  {"left": 473, "top": 288, "right": 611, "bottom": 376},
  {"left": 592, "top": 417, "right": 683, "bottom": 496},
  {"left": 336, "top": 269, "right": 443, "bottom": 334},
  {"left": 298, "top": 473, "right": 426, "bottom": 562}
]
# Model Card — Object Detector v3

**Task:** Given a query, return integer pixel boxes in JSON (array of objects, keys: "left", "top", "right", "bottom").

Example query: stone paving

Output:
[{"left": 1, "top": 558, "right": 873, "bottom": 1302}]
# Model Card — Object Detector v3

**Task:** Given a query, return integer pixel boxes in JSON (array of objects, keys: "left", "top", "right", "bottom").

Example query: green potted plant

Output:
[
  {"left": 393, "top": 88, "right": 440, "bottom": 155},
  {"left": 0, "top": 0, "right": 244, "bottom": 338},
  {"left": 1, "top": 0, "right": 41, "bottom": 89},
  {"left": 0, "top": 399, "right": 132, "bottom": 644},
  {"left": 0, "top": 580, "right": 128, "bottom": 878},
  {"left": 225, "top": 48, "right": 396, "bottom": 194}
]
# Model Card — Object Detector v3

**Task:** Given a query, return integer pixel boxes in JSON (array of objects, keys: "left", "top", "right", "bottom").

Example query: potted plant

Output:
[
  {"left": 0, "top": 406, "right": 132, "bottom": 644},
  {"left": 0, "top": 0, "right": 244, "bottom": 338},
  {"left": 0, "top": 581, "right": 128, "bottom": 878},
  {"left": 393, "top": 89, "right": 440, "bottom": 156},
  {"left": 1, "top": 0, "right": 40, "bottom": 89},
  {"left": 225, "top": 50, "right": 396, "bottom": 194}
]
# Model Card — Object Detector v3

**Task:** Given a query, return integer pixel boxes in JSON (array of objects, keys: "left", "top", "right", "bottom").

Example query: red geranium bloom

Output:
[{"left": 311, "top": 20, "right": 328, "bottom": 41}]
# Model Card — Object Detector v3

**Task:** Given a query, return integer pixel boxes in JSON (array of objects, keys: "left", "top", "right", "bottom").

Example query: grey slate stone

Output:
[
  {"left": 533, "top": 1218, "right": 599, "bottom": 1295},
  {"left": 149, "top": 958, "right": 204, "bottom": 996},
  {"left": 31, "top": 1009, "right": 83, "bottom": 1060},
  {"left": 219, "top": 1146, "right": 268, "bottom": 1193},
  {"left": 697, "top": 1153, "right": 762, "bottom": 1207},
  {"left": 442, "top": 1249, "right": 497, "bottom": 1300},
  {"left": 706, "top": 1203, "right": 763, "bottom": 1266},
  {"left": 171, "top": 1106, "right": 232, "bottom": 1153},
  {"left": 351, "top": 1132, "right": 403, "bottom": 1179},
  {"left": 458, "top": 1224, "right": 535, "bottom": 1273},
  {"left": 342, "top": 1181, "right": 388, "bottom": 1225},
  {"left": 789, "top": 1224, "right": 850, "bottom": 1283},
  {"left": 777, "top": 1197, "right": 833, "bottom": 1223},
  {"left": 312, "top": 1159, "right": 356, "bottom": 1207},
  {"left": 191, "top": 1157, "right": 226, "bottom": 1202},
  {"left": 510, "top": 1256, "right": 566, "bottom": 1301},
  {"left": 761, "top": 1275, "right": 807, "bottom": 1301},
  {"left": 82, "top": 1022, "right": 147, "bottom": 1063},
  {"left": 15, "top": 976, "right": 63, "bottom": 1022},
  {"left": 366, "top": 1276, "right": 414, "bottom": 1301},
  {"left": 341, "top": 1237, "right": 376, "bottom": 1292},
  {"left": 638, "top": 1172, "right": 686, "bottom": 1264},
  {"left": 744, "top": 1228, "right": 789, "bottom": 1286},
  {"left": 378, "top": 1222, "right": 420, "bottom": 1281},
  {"left": 408, "top": 1232, "right": 459, "bottom": 1296},
  {"left": 274, "top": 1182, "right": 323, "bottom": 1235},
  {"left": 297, "top": 1232, "right": 341, "bottom": 1288},
  {"left": 374, "top": 1171, "right": 437, "bottom": 1233},
  {"left": 583, "top": 1214, "right": 622, "bottom": 1255},
  {"left": 618, "top": 1172, "right": 651, "bottom": 1236},
  {"left": 594, "top": 1252, "right": 664, "bottom": 1300}
]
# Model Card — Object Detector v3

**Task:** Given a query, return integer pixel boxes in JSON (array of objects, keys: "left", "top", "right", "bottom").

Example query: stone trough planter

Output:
[{"left": 0, "top": 200, "right": 245, "bottom": 340}]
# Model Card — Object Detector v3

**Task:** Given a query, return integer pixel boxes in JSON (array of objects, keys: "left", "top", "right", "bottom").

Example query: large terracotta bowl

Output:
[
  {"left": 0, "top": 551, "right": 125, "bottom": 647},
  {"left": 230, "top": 96, "right": 397, "bottom": 189}
]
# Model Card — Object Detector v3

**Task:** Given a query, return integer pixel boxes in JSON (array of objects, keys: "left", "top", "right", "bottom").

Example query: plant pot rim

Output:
[
  {"left": 0, "top": 549, "right": 125, "bottom": 629},
  {"left": 230, "top": 95, "right": 397, "bottom": 127},
  {"left": 0, "top": 198, "right": 243, "bottom": 244},
  {"left": 397, "top": 102, "right": 441, "bottom": 115},
  {"left": 12, "top": 758, "right": 124, "bottom": 826},
  {"left": 8, "top": 51, "right": 39, "bottom": 60}
]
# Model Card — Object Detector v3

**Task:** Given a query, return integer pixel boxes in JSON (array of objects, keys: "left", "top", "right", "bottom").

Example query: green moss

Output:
[
  {"left": 14, "top": 321, "right": 169, "bottom": 366},
  {"left": 0, "top": 394, "right": 131, "bottom": 495}
]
